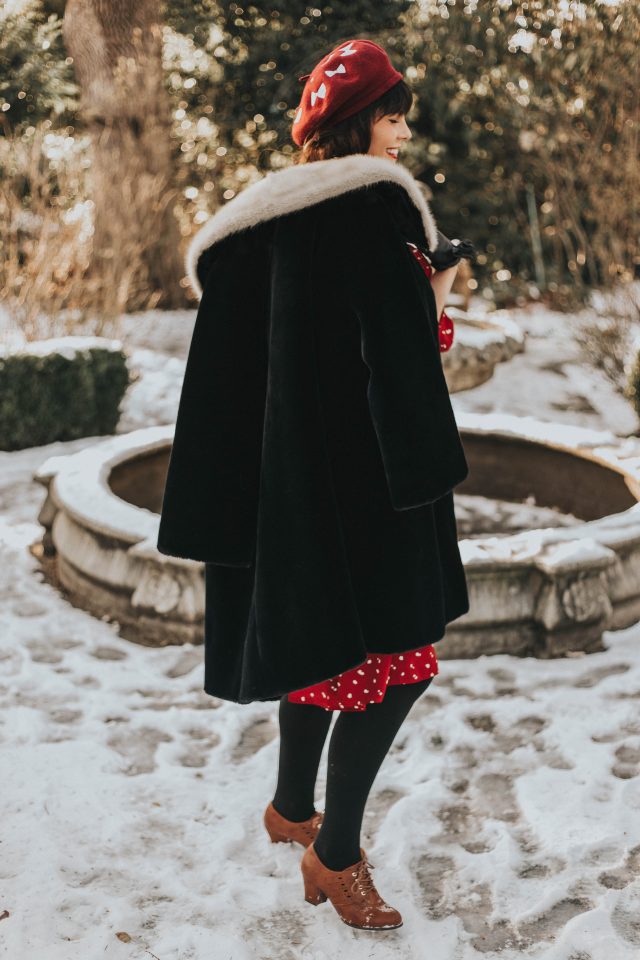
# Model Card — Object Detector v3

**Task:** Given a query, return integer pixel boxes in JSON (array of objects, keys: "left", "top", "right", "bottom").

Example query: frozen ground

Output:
[{"left": 1, "top": 291, "right": 640, "bottom": 959}]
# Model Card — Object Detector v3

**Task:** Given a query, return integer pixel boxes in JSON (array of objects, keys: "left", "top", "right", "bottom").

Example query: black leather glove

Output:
[{"left": 425, "top": 229, "right": 478, "bottom": 270}]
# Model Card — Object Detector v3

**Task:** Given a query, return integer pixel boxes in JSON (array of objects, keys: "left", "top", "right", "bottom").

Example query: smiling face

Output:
[{"left": 367, "top": 112, "right": 412, "bottom": 162}]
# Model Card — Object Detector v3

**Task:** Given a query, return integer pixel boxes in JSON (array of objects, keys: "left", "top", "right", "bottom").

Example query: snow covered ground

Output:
[{"left": 2, "top": 293, "right": 640, "bottom": 958}]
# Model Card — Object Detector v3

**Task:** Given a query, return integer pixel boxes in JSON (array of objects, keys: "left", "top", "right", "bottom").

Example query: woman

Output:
[{"left": 157, "top": 38, "right": 476, "bottom": 931}]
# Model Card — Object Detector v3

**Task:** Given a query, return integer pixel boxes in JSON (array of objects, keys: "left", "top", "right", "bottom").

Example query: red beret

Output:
[{"left": 291, "top": 39, "right": 404, "bottom": 147}]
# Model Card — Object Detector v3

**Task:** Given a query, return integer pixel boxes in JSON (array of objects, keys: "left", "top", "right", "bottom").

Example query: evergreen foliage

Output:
[
  {"left": 0, "top": 342, "right": 130, "bottom": 450},
  {"left": 0, "top": 0, "right": 78, "bottom": 133},
  {"left": 405, "top": 0, "right": 638, "bottom": 308}
]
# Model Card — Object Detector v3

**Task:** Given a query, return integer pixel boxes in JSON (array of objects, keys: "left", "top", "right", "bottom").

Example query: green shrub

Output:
[{"left": 0, "top": 337, "right": 130, "bottom": 450}]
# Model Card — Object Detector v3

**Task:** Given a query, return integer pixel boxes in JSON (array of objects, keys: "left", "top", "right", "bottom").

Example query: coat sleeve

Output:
[
  {"left": 156, "top": 236, "right": 267, "bottom": 566},
  {"left": 345, "top": 187, "right": 469, "bottom": 510}
]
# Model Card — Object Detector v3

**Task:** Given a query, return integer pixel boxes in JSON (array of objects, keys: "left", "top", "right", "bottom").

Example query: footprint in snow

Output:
[
  {"left": 107, "top": 726, "right": 173, "bottom": 775},
  {"left": 231, "top": 716, "right": 277, "bottom": 763},
  {"left": 598, "top": 844, "right": 640, "bottom": 889},
  {"left": 611, "top": 740, "right": 640, "bottom": 780},
  {"left": 572, "top": 663, "right": 630, "bottom": 688}
]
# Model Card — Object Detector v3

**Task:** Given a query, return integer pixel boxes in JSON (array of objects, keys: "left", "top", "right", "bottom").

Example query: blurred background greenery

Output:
[{"left": 0, "top": 0, "right": 637, "bottom": 331}]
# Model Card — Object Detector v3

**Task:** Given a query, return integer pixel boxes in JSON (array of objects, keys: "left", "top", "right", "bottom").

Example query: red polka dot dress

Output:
[
  {"left": 287, "top": 239, "right": 454, "bottom": 713},
  {"left": 406, "top": 240, "right": 455, "bottom": 352},
  {"left": 287, "top": 644, "right": 439, "bottom": 712}
]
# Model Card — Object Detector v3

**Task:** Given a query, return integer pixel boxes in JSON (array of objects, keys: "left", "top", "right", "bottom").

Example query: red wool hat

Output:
[{"left": 291, "top": 39, "right": 404, "bottom": 147}]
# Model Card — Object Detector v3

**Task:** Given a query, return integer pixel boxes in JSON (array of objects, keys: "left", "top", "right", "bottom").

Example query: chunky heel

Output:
[
  {"left": 263, "top": 801, "right": 324, "bottom": 848},
  {"left": 267, "top": 831, "right": 292, "bottom": 844},
  {"left": 304, "top": 878, "right": 328, "bottom": 905},
  {"left": 264, "top": 823, "right": 292, "bottom": 844}
]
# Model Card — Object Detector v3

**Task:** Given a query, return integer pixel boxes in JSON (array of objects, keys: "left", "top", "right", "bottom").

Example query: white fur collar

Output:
[{"left": 185, "top": 153, "right": 438, "bottom": 298}]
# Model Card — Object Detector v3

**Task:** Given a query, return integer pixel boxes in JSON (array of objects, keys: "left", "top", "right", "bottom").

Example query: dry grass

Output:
[
  {"left": 573, "top": 282, "right": 640, "bottom": 409},
  {"left": 0, "top": 125, "right": 168, "bottom": 342}
]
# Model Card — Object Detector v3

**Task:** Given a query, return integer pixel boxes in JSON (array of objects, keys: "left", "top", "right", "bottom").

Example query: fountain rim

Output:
[{"left": 33, "top": 414, "right": 640, "bottom": 571}]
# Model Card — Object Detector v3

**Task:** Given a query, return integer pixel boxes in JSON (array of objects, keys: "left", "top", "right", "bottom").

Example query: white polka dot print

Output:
[{"left": 288, "top": 644, "right": 439, "bottom": 713}]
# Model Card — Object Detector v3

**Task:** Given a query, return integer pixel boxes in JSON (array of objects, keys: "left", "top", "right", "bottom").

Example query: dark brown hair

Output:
[{"left": 294, "top": 79, "right": 413, "bottom": 165}]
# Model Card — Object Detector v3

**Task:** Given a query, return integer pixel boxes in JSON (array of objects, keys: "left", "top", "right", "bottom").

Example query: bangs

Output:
[{"left": 372, "top": 80, "right": 414, "bottom": 120}]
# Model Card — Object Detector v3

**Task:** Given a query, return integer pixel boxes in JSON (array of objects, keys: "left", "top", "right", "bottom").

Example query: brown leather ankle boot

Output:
[
  {"left": 263, "top": 801, "right": 324, "bottom": 848},
  {"left": 300, "top": 841, "right": 403, "bottom": 930}
]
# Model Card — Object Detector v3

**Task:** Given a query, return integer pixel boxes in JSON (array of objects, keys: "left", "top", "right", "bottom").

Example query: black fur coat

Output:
[{"left": 157, "top": 153, "right": 470, "bottom": 703}]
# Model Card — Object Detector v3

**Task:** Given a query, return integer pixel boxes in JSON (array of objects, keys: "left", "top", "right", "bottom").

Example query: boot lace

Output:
[{"left": 350, "top": 856, "right": 376, "bottom": 897}]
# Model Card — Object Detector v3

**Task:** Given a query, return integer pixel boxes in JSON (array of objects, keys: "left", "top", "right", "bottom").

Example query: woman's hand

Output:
[
  {"left": 430, "top": 262, "right": 459, "bottom": 322},
  {"left": 427, "top": 230, "right": 478, "bottom": 271}
]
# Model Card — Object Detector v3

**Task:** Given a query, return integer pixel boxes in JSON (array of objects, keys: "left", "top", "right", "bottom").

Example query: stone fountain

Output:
[{"left": 34, "top": 404, "right": 640, "bottom": 658}]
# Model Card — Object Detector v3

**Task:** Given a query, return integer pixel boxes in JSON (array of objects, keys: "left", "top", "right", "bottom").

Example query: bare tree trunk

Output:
[{"left": 63, "top": 0, "right": 185, "bottom": 311}]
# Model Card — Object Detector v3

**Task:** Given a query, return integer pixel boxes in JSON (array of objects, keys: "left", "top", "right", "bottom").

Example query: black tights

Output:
[{"left": 271, "top": 676, "right": 433, "bottom": 871}]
